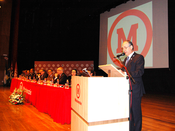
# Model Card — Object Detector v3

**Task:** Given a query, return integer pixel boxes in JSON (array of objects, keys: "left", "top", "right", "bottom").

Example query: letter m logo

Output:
[{"left": 116, "top": 23, "right": 138, "bottom": 53}]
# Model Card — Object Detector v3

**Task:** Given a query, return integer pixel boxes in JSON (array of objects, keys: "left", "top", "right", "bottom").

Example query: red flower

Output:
[
  {"left": 15, "top": 102, "right": 17, "bottom": 104},
  {"left": 19, "top": 97, "right": 21, "bottom": 100}
]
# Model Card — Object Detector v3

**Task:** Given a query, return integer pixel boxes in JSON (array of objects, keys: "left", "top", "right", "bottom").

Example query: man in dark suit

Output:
[
  {"left": 55, "top": 67, "right": 67, "bottom": 84},
  {"left": 46, "top": 69, "right": 54, "bottom": 81},
  {"left": 28, "top": 68, "right": 36, "bottom": 79},
  {"left": 40, "top": 69, "right": 48, "bottom": 80},
  {"left": 122, "top": 40, "right": 145, "bottom": 131}
]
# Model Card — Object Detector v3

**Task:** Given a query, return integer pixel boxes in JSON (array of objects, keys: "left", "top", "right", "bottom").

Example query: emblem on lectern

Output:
[{"left": 76, "top": 84, "right": 80, "bottom": 99}]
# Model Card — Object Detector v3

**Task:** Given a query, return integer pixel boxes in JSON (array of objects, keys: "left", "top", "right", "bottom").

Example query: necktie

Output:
[{"left": 125, "top": 57, "right": 129, "bottom": 66}]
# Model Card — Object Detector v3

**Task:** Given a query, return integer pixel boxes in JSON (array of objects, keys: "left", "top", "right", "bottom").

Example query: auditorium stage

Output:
[{"left": 0, "top": 86, "right": 175, "bottom": 131}]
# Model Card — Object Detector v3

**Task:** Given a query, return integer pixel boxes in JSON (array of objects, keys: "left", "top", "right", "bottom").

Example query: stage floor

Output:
[{"left": 0, "top": 86, "right": 175, "bottom": 131}]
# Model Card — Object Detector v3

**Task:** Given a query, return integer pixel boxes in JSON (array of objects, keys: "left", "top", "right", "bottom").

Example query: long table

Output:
[{"left": 10, "top": 78, "right": 71, "bottom": 124}]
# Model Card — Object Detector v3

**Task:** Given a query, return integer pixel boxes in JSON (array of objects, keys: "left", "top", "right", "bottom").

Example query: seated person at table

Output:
[
  {"left": 53, "top": 72, "right": 58, "bottom": 81},
  {"left": 26, "top": 70, "right": 30, "bottom": 78},
  {"left": 47, "top": 69, "right": 54, "bottom": 81},
  {"left": 28, "top": 68, "right": 36, "bottom": 79},
  {"left": 36, "top": 69, "right": 42, "bottom": 80},
  {"left": 67, "top": 69, "right": 77, "bottom": 85},
  {"left": 40, "top": 69, "right": 48, "bottom": 80},
  {"left": 21, "top": 70, "right": 26, "bottom": 77},
  {"left": 54, "top": 67, "right": 67, "bottom": 84}
]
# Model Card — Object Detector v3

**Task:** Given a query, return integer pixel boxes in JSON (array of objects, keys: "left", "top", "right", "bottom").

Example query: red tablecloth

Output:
[{"left": 10, "top": 78, "right": 71, "bottom": 124}]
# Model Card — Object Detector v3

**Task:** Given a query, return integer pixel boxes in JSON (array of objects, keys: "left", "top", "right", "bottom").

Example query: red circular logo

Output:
[
  {"left": 76, "top": 84, "right": 80, "bottom": 99},
  {"left": 108, "top": 9, "right": 152, "bottom": 66}
]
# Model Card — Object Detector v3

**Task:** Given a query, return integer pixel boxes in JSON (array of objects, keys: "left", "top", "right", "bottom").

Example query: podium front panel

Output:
[
  {"left": 71, "top": 110, "right": 129, "bottom": 131},
  {"left": 71, "top": 76, "right": 129, "bottom": 122}
]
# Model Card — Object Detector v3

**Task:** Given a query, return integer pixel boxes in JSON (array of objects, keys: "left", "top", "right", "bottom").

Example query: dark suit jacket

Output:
[
  {"left": 124, "top": 52, "right": 145, "bottom": 97},
  {"left": 28, "top": 73, "right": 36, "bottom": 79},
  {"left": 67, "top": 75, "right": 71, "bottom": 85},
  {"left": 40, "top": 73, "right": 48, "bottom": 80},
  {"left": 56, "top": 73, "right": 67, "bottom": 84}
]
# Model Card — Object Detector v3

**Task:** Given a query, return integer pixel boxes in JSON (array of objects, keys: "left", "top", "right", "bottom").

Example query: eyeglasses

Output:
[{"left": 122, "top": 45, "right": 131, "bottom": 50}]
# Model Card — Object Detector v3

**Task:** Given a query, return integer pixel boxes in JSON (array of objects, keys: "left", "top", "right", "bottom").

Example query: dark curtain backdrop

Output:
[{"left": 9, "top": 0, "right": 20, "bottom": 74}]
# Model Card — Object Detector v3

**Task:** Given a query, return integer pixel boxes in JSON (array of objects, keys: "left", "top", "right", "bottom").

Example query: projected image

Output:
[
  {"left": 107, "top": 2, "right": 153, "bottom": 67},
  {"left": 99, "top": 0, "right": 168, "bottom": 68}
]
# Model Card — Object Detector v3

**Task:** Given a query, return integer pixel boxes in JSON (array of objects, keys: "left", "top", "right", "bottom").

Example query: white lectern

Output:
[{"left": 71, "top": 64, "right": 129, "bottom": 131}]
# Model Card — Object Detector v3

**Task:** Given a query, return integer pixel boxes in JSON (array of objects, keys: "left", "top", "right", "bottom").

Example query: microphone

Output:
[
  {"left": 114, "top": 53, "right": 125, "bottom": 58},
  {"left": 82, "top": 68, "right": 87, "bottom": 72},
  {"left": 82, "top": 68, "right": 91, "bottom": 77}
]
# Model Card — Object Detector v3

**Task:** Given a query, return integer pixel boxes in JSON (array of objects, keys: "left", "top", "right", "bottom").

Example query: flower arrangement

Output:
[{"left": 9, "top": 88, "right": 25, "bottom": 105}]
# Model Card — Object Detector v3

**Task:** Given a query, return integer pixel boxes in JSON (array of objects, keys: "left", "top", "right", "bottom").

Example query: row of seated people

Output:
[
  {"left": 21, "top": 68, "right": 36, "bottom": 79},
  {"left": 20, "top": 67, "right": 94, "bottom": 85}
]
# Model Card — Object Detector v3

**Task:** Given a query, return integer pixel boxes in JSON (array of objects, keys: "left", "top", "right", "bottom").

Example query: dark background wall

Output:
[
  {"left": 0, "top": 0, "right": 12, "bottom": 85},
  {"left": 6, "top": 0, "right": 175, "bottom": 93}
]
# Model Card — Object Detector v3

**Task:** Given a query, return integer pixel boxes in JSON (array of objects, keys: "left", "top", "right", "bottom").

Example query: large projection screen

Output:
[{"left": 99, "top": 0, "right": 168, "bottom": 68}]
